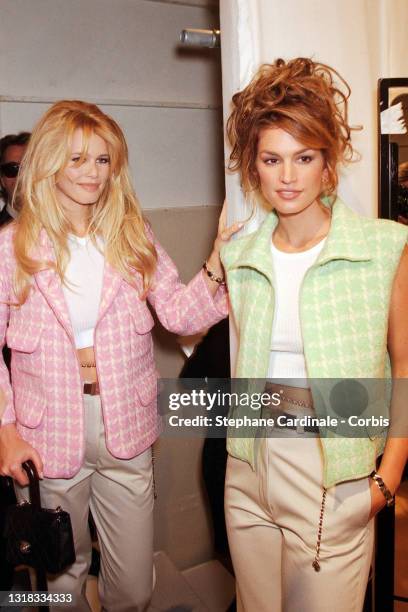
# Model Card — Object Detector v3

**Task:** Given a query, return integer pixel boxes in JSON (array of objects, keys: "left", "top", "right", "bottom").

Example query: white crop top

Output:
[
  {"left": 62, "top": 234, "right": 105, "bottom": 349},
  {"left": 267, "top": 238, "right": 326, "bottom": 385}
]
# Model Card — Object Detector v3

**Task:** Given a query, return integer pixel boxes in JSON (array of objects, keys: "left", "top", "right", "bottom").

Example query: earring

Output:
[{"left": 320, "top": 177, "right": 330, "bottom": 199}]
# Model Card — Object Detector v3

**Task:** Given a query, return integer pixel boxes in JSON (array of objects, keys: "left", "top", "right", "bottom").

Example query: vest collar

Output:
[{"left": 228, "top": 198, "right": 372, "bottom": 278}]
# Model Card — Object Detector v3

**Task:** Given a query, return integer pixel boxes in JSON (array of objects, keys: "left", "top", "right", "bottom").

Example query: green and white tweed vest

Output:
[{"left": 221, "top": 198, "right": 408, "bottom": 487}]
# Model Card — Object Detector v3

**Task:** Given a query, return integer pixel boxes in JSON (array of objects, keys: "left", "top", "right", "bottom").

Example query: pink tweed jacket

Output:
[{"left": 0, "top": 224, "right": 227, "bottom": 478}]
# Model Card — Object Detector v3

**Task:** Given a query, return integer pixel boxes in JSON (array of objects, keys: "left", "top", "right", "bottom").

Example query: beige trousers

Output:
[
  {"left": 16, "top": 394, "right": 154, "bottom": 612},
  {"left": 225, "top": 434, "right": 374, "bottom": 612}
]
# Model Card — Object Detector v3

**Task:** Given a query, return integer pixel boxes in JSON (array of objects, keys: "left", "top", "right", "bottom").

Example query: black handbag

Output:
[{"left": 4, "top": 461, "right": 76, "bottom": 575}]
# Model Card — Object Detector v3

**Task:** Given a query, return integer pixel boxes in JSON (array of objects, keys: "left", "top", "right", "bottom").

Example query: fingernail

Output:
[
  {"left": 39, "top": 472, "right": 44, "bottom": 479},
  {"left": 237, "top": 222, "right": 244, "bottom": 229}
]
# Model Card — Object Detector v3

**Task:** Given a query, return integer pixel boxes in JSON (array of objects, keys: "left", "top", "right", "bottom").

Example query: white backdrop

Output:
[{"left": 220, "top": 0, "right": 408, "bottom": 225}]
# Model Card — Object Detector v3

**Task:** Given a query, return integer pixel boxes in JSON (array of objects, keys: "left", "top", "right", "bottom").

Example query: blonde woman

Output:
[{"left": 0, "top": 101, "right": 232, "bottom": 611}]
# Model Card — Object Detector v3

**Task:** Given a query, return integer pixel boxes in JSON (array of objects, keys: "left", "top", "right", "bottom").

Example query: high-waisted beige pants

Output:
[
  {"left": 225, "top": 434, "right": 374, "bottom": 612},
  {"left": 16, "top": 394, "right": 154, "bottom": 612}
]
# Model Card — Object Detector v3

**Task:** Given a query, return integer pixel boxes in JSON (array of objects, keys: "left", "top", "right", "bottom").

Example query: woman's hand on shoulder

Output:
[
  {"left": 0, "top": 424, "right": 43, "bottom": 486},
  {"left": 213, "top": 199, "right": 245, "bottom": 255},
  {"left": 206, "top": 200, "right": 244, "bottom": 273},
  {"left": 203, "top": 200, "right": 244, "bottom": 292}
]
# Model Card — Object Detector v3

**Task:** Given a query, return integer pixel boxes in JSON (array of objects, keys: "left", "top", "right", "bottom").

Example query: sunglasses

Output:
[{"left": 0, "top": 162, "right": 20, "bottom": 179}]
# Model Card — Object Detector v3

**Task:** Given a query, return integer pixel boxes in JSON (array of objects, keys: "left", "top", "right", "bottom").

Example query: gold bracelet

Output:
[
  {"left": 203, "top": 261, "right": 225, "bottom": 285},
  {"left": 80, "top": 362, "right": 96, "bottom": 368},
  {"left": 369, "top": 471, "right": 395, "bottom": 506}
]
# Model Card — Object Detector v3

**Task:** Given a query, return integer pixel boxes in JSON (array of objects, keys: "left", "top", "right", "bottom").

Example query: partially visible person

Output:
[
  {"left": 0, "top": 132, "right": 30, "bottom": 366},
  {"left": 398, "top": 162, "right": 408, "bottom": 224},
  {"left": 399, "top": 161, "right": 408, "bottom": 189},
  {"left": 0, "top": 385, "right": 16, "bottom": 592},
  {"left": 0, "top": 468, "right": 15, "bottom": 592},
  {"left": 180, "top": 319, "right": 231, "bottom": 559},
  {"left": 0, "top": 131, "right": 30, "bottom": 225},
  {"left": 0, "top": 132, "right": 30, "bottom": 593},
  {"left": 180, "top": 319, "right": 236, "bottom": 612}
]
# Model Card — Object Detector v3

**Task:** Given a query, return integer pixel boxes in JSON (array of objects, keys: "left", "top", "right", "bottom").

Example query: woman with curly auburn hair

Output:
[
  {"left": 221, "top": 58, "right": 408, "bottom": 611},
  {"left": 0, "top": 100, "right": 236, "bottom": 611}
]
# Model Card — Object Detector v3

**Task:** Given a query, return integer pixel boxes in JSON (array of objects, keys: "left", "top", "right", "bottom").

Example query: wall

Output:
[{"left": 0, "top": 0, "right": 223, "bottom": 210}]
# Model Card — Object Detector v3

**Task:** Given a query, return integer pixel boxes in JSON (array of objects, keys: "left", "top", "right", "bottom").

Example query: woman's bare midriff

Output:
[{"left": 77, "top": 346, "right": 98, "bottom": 384}]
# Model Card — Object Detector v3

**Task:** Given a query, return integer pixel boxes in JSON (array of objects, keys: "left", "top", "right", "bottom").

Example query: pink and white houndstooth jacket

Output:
[{"left": 0, "top": 224, "right": 227, "bottom": 478}]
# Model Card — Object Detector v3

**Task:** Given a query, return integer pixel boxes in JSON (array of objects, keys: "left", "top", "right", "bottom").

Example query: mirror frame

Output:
[{"left": 378, "top": 77, "right": 408, "bottom": 220}]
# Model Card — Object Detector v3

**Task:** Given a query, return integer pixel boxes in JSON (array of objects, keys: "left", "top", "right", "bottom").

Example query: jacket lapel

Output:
[
  {"left": 33, "top": 231, "right": 124, "bottom": 337},
  {"left": 227, "top": 213, "right": 278, "bottom": 284},
  {"left": 34, "top": 232, "right": 74, "bottom": 340},
  {"left": 227, "top": 197, "right": 372, "bottom": 278},
  {"left": 315, "top": 198, "right": 372, "bottom": 265}
]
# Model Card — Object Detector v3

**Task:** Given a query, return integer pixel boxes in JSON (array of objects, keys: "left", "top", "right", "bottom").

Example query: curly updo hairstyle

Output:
[{"left": 226, "top": 57, "right": 357, "bottom": 198}]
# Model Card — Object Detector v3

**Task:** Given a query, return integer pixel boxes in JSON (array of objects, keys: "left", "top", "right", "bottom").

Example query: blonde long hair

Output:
[{"left": 14, "top": 100, "right": 157, "bottom": 303}]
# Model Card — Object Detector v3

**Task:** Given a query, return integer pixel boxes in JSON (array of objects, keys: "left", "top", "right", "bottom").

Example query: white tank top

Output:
[
  {"left": 267, "top": 238, "right": 326, "bottom": 384},
  {"left": 62, "top": 234, "right": 105, "bottom": 349}
]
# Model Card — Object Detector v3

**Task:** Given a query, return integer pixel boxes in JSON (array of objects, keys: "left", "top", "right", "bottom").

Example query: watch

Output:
[{"left": 369, "top": 471, "right": 395, "bottom": 507}]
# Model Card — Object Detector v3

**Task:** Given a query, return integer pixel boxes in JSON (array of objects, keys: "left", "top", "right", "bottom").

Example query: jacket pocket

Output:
[
  {"left": 6, "top": 300, "right": 44, "bottom": 353},
  {"left": 6, "top": 325, "right": 42, "bottom": 353},
  {"left": 7, "top": 315, "right": 43, "bottom": 381}
]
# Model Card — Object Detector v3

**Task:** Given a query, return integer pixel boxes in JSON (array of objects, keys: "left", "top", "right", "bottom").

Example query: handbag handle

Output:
[{"left": 22, "top": 460, "right": 42, "bottom": 510}]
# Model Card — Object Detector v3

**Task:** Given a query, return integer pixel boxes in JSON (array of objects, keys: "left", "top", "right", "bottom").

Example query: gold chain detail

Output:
[
  {"left": 312, "top": 487, "right": 327, "bottom": 572},
  {"left": 278, "top": 392, "right": 313, "bottom": 410}
]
